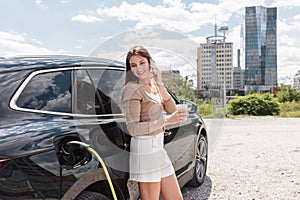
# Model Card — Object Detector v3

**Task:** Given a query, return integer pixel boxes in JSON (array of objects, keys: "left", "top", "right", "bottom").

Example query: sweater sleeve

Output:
[
  {"left": 162, "top": 97, "right": 177, "bottom": 114},
  {"left": 122, "top": 83, "right": 165, "bottom": 136}
]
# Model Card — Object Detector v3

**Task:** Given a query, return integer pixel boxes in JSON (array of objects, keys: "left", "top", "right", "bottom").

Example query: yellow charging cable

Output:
[
  {"left": 87, "top": 146, "right": 118, "bottom": 200},
  {"left": 67, "top": 141, "right": 118, "bottom": 200}
]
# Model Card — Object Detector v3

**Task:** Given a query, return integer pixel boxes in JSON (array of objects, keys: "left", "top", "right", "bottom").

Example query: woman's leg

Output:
[
  {"left": 160, "top": 174, "right": 183, "bottom": 200},
  {"left": 139, "top": 182, "right": 160, "bottom": 200}
]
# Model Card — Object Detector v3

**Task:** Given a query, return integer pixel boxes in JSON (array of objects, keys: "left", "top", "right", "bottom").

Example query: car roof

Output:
[{"left": 0, "top": 55, "right": 125, "bottom": 73}]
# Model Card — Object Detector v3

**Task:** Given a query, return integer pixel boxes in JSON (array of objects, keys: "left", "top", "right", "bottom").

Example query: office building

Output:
[
  {"left": 162, "top": 70, "right": 180, "bottom": 86},
  {"left": 233, "top": 49, "right": 244, "bottom": 91},
  {"left": 293, "top": 70, "right": 300, "bottom": 91},
  {"left": 243, "top": 6, "right": 277, "bottom": 92},
  {"left": 233, "top": 66, "right": 244, "bottom": 90},
  {"left": 197, "top": 27, "right": 233, "bottom": 91}
]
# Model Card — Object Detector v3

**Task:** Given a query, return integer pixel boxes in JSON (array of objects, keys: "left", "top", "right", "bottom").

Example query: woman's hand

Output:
[
  {"left": 150, "top": 60, "right": 163, "bottom": 85},
  {"left": 165, "top": 109, "right": 189, "bottom": 126}
]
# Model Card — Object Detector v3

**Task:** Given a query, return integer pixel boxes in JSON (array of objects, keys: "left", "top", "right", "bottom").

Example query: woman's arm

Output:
[
  {"left": 150, "top": 61, "right": 176, "bottom": 113},
  {"left": 150, "top": 61, "right": 174, "bottom": 107},
  {"left": 150, "top": 62, "right": 188, "bottom": 126}
]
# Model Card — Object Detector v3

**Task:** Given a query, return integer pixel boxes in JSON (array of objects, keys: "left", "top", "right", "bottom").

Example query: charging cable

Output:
[{"left": 67, "top": 141, "right": 118, "bottom": 200}]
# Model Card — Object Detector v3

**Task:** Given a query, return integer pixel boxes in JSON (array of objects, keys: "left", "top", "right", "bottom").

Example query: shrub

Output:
[
  {"left": 279, "top": 101, "right": 300, "bottom": 117},
  {"left": 276, "top": 84, "right": 300, "bottom": 103},
  {"left": 198, "top": 103, "right": 213, "bottom": 118},
  {"left": 227, "top": 93, "right": 279, "bottom": 116}
]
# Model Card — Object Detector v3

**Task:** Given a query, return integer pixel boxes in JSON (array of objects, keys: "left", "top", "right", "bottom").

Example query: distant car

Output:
[{"left": 0, "top": 55, "right": 208, "bottom": 200}]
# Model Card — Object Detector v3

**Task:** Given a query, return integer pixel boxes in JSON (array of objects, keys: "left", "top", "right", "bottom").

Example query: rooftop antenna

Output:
[{"left": 214, "top": 15, "right": 217, "bottom": 36}]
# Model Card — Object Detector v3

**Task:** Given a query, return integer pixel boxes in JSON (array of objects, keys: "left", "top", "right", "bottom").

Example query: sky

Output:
[{"left": 1, "top": 0, "right": 300, "bottom": 84}]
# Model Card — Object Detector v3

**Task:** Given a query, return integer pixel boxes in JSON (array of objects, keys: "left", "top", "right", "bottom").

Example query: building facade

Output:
[
  {"left": 197, "top": 35, "right": 233, "bottom": 91},
  {"left": 233, "top": 66, "right": 244, "bottom": 90},
  {"left": 232, "top": 49, "right": 244, "bottom": 91},
  {"left": 293, "top": 70, "right": 300, "bottom": 91},
  {"left": 162, "top": 70, "right": 180, "bottom": 86},
  {"left": 243, "top": 6, "right": 277, "bottom": 92}
]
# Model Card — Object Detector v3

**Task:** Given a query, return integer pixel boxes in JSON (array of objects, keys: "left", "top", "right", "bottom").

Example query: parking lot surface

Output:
[{"left": 182, "top": 117, "right": 300, "bottom": 200}]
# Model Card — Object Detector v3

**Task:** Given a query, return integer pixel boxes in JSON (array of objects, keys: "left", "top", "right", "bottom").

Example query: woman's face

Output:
[{"left": 129, "top": 55, "right": 151, "bottom": 81}]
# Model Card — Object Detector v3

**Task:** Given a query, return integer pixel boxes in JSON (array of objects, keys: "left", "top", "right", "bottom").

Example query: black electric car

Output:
[{"left": 0, "top": 55, "right": 208, "bottom": 200}]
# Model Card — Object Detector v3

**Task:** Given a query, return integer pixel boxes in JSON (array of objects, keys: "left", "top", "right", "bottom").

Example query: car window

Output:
[
  {"left": 74, "top": 68, "right": 124, "bottom": 115},
  {"left": 88, "top": 68, "right": 124, "bottom": 113},
  {"left": 16, "top": 70, "right": 71, "bottom": 113}
]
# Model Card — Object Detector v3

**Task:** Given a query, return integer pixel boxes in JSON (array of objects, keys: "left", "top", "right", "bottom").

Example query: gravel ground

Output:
[{"left": 182, "top": 117, "right": 300, "bottom": 200}]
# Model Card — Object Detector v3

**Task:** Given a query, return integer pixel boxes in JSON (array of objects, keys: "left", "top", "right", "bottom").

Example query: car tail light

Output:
[{"left": 0, "top": 158, "right": 10, "bottom": 170}]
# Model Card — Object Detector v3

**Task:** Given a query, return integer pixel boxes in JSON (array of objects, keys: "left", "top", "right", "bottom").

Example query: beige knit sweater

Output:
[{"left": 122, "top": 82, "right": 176, "bottom": 136}]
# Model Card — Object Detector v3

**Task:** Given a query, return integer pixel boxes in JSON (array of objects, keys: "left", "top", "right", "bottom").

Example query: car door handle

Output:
[{"left": 164, "top": 129, "right": 172, "bottom": 137}]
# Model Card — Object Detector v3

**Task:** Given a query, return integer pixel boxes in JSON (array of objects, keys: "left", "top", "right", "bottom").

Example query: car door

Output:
[
  {"left": 163, "top": 91, "right": 199, "bottom": 175},
  {"left": 72, "top": 66, "right": 130, "bottom": 174}
]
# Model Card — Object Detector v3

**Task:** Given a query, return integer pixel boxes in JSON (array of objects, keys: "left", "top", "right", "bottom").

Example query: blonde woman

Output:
[{"left": 122, "top": 46, "right": 187, "bottom": 200}]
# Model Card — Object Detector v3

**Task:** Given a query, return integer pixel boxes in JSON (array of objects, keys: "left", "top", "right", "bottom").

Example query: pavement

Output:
[{"left": 182, "top": 117, "right": 300, "bottom": 200}]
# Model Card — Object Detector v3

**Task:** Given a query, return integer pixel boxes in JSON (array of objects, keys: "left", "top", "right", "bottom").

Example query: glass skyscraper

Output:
[{"left": 244, "top": 6, "right": 277, "bottom": 91}]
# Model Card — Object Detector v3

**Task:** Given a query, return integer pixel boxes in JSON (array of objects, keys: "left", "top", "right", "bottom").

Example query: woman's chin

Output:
[{"left": 138, "top": 74, "right": 151, "bottom": 80}]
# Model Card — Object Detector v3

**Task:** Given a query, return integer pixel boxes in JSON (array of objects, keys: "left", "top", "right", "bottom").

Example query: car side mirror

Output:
[{"left": 180, "top": 100, "right": 198, "bottom": 113}]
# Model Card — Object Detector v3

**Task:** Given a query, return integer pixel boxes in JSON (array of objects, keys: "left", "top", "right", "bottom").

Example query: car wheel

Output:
[
  {"left": 188, "top": 133, "right": 208, "bottom": 187},
  {"left": 75, "top": 191, "right": 110, "bottom": 200}
]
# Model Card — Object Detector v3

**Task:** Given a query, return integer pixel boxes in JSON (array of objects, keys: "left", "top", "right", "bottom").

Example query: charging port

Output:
[{"left": 53, "top": 134, "right": 92, "bottom": 170}]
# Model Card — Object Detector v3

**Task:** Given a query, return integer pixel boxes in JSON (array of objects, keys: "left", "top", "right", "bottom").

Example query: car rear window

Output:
[{"left": 16, "top": 70, "right": 72, "bottom": 113}]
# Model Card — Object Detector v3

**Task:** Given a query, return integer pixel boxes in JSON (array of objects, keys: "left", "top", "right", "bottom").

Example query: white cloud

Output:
[
  {"left": 74, "top": 45, "right": 82, "bottom": 49},
  {"left": 277, "top": 44, "right": 300, "bottom": 76},
  {"left": 163, "top": 0, "right": 185, "bottom": 8},
  {"left": 276, "top": 16, "right": 300, "bottom": 77},
  {"left": 74, "top": 1, "right": 273, "bottom": 33},
  {"left": 271, "top": 0, "right": 300, "bottom": 7},
  {"left": 35, "top": 0, "right": 48, "bottom": 10},
  {"left": 71, "top": 14, "right": 101, "bottom": 23},
  {"left": 226, "top": 25, "right": 242, "bottom": 66},
  {"left": 92, "top": 1, "right": 272, "bottom": 33},
  {"left": 294, "top": 14, "right": 300, "bottom": 20},
  {"left": 0, "top": 32, "right": 26, "bottom": 42},
  {"left": 277, "top": 19, "right": 293, "bottom": 33},
  {"left": 31, "top": 38, "right": 43, "bottom": 45},
  {"left": 278, "top": 34, "right": 295, "bottom": 46},
  {"left": 0, "top": 32, "right": 65, "bottom": 57},
  {"left": 278, "top": 18, "right": 300, "bottom": 35}
]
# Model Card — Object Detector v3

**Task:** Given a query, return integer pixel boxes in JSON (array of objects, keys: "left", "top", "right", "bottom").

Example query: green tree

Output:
[
  {"left": 276, "top": 84, "right": 300, "bottom": 103},
  {"left": 165, "top": 76, "right": 196, "bottom": 102}
]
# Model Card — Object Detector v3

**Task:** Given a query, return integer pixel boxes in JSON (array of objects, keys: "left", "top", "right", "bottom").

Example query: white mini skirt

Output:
[{"left": 129, "top": 132, "right": 175, "bottom": 182}]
